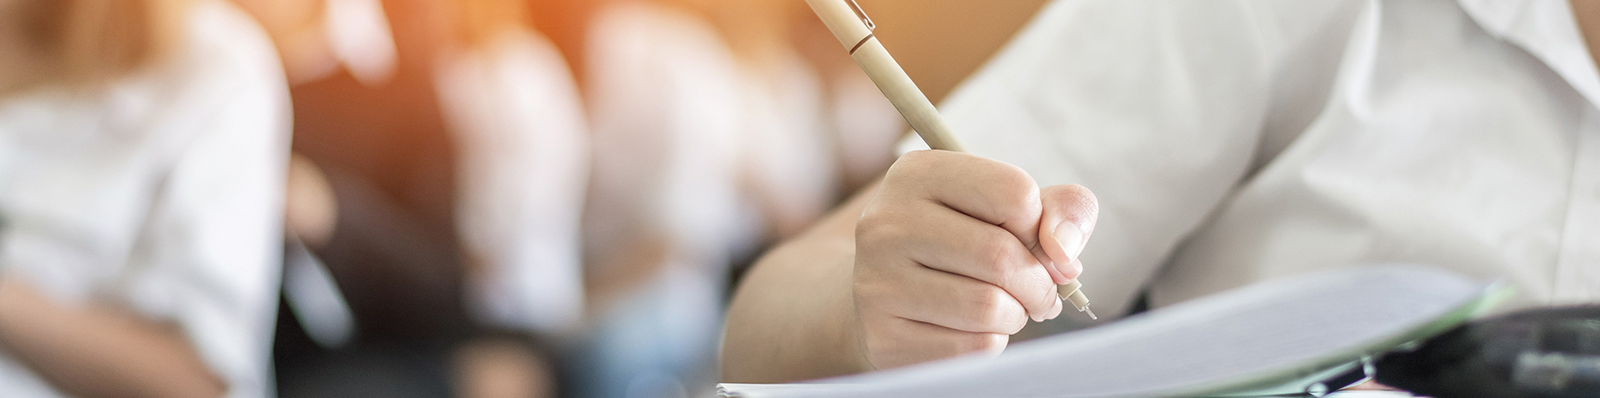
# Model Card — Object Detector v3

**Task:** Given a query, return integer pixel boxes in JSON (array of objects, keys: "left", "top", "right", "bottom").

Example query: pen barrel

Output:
[
  {"left": 804, "top": 0, "right": 967, "bottom": 152},
  {"left": 850, "top": 38, "right": 968, "bottom": 153},
  {"left": 804, "top": 0, "right": 873, "bottom": 49},
  {"left": 807, "top": 0, "right": 1092, "bottom": 320}
]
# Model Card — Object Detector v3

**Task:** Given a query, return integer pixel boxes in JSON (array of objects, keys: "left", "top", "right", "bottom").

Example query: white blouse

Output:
[
  {"left": 583, "top": 1, "right": 846, "bottom": 281},
  {"left": 436, "top": 28, "right": 590, "bottom": 334},
  {"left": 906, "top": 0, "right": 1600, "bottom": 319},
  {"left": 583, "top": 1, "right": 750, "bottom": 271},
  {"left": 0, "top": 2, "right": 290, "bottom": 397}
]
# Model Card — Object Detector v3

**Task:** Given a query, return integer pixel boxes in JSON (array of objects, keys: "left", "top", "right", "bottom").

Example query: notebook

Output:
[{"left": 718, "top": 265, "right": 1509, "bottom": 398}]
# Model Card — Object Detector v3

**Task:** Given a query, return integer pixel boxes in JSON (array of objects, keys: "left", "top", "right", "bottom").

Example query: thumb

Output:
[{"left": 1036, "top": 184, "right": 1099, "bottom": 284}]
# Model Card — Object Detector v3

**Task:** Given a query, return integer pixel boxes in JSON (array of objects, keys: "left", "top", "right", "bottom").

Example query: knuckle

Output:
[
  {"left": 966, "top": 285, "right": 1023, "bottom": 332},
  {"left": 992, "top": 162, "right": 1035, "bottom": 190},
  {"left": 887, "top": 151, "right": 939, "bottom": 180},
  {"left": 991, "top": 166, "right": 1042, "bottom": 218},
  {"left": 855, "top": 217, "right": 908, "bottom": 254},
  {"left": 966, "top": 284, "right": 1002, "bottom": 312},
  {"left": 899, "top": 149, "right": 933, "bottom": 163},
  {"left": 1037, "top": 278, "right": 1060, "bottom": 307},
  {"left": 855, "top": 209, "right": 889, "bottom": 233},
  {"left": 953, "top": 333, "right": 1007, "bottom": 356},
  {"left": 980, "top": 334, "right": 1009, "bottom": 354},
  {"left": 998, "top": 298, "right": 1030, "bottom": 334},
  {"left": 977, "top": 232, "right": 1020, "bottom": 276}
]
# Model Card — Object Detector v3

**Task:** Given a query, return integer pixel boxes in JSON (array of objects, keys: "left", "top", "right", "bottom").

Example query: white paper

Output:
[{"left": 719, "top": 265, "right": 1488, "bottom": 398}]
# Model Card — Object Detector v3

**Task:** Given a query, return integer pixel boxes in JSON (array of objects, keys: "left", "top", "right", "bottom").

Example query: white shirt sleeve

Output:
[
  {"left": 128, "top": 95, "right": 288, "bottom": 398},
  {"left": 922, "top": 0, "right": 1366, "bottom": 317},
  {"left": 117, "top": 4, "right": 291, "bottom": 397}
]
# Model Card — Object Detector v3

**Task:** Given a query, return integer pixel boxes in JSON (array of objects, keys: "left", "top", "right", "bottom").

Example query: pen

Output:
[{"left": 804, "top": 0, "right": 1097, "bottom": 320}]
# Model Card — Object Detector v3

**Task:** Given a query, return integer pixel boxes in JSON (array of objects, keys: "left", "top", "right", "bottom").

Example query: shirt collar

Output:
[{"left": 1459, "top": 0, "right": 1600, "bottom": 110}]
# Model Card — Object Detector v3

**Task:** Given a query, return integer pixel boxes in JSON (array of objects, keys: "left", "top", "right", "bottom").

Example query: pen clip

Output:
[{"left": 846, "top": 0, "right": 875, "bottom": 31}]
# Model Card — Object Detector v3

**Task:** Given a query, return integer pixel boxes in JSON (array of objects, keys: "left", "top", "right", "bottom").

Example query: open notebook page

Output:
[{"left": 720, "top": 265, "right": 1494, "bottom": 398}]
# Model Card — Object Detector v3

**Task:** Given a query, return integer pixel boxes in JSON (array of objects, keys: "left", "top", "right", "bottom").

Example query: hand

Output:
[
  {"left": 285, "top": 153, "right": 337, "bottom": 248},
  {"left": 852, "top": 150, "right": 1099, "bottom": 369},
  {"left": 0, "top": 276, "right": 225, "bottom": 398}
]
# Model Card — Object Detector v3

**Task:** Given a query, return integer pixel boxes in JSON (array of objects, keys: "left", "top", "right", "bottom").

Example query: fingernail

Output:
[
  {"left": 1055, "top": 222, "right": 1086, "bottom": 260},
  {"left": 1047, "top": 295, "right": 1064, "bottom": 320},
  {"left": 1042, "top": 256, "right": 1070, "bottom": 285}
]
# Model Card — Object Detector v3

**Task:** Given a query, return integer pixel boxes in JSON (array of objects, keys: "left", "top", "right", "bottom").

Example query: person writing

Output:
[{"left": 723, "top": 0, "right": 1600, "bottom": 384}]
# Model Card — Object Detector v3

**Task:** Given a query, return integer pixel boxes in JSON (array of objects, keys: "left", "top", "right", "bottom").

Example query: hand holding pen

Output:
[{"left": 805, "top": 0, "right": 1102, "bottom": 369}]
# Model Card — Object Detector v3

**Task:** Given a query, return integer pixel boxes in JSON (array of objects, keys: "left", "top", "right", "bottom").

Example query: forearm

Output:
[
  {"left": 721, "top": 183, "right": 877, "bottom": 383},
  {"left": 0, "top": 277, "right": 224, "bottom": 398}
]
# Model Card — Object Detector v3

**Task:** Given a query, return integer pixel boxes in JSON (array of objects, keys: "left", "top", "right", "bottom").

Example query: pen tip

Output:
[{"left": 1084, "top": 307, "right": 1097, "bottom": 320}]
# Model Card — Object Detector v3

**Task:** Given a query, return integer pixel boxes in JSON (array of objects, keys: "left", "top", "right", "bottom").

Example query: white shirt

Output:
[
  {"left": 907, "top": 0, "right": 1600, "bottom": 318},
  {"left": 584, "top": 1, "right": 846, "bottom": 274},
  {"left": 436, "top": 28, "right": 590, "bottom": 334},
  {"left": 580, "top": 3, "right": 753, "bottom": 368},
  {"left": 0, "top": 2, "right": 290, "bottom": 397},
  {"left": 578, "top": 6, "right": 754, "bottom": 392},
  {"left": 584, "top": 1, "right": 746, "bottom": 271},
  {"left": 581, "top": 7, "right": 856, "bottom": 388}
]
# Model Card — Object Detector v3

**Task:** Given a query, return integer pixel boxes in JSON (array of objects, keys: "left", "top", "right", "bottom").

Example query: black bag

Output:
[{"left": 1375, "top": 305, "right": 1600, "bottom": 398}]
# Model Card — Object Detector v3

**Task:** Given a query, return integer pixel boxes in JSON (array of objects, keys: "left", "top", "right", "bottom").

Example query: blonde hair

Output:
[{"left": 19, "top": 0, "right": 188, "bottom": 87}]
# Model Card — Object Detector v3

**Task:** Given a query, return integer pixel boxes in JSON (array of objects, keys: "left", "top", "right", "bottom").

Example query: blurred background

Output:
[
  {"left": 245, "top": 0, "right": 909, "bottom": 397},
  {"left": 1, "top": 0, "right": 936, "bottom": 397}
]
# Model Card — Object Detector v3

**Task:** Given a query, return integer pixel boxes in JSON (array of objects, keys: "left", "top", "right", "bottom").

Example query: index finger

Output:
[{"left": 878, "top": 150, "right": 1049, "bottom": 256}]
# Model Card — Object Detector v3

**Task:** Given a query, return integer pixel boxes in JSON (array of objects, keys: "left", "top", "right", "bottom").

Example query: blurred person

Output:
[
  {"left": 724, "top": 0, "right": 1600, "bottom": 385},
  {"left": 575, "top": 1, "right": 758, "bottom": 395},
  {"left": 0, "top": 0, "right": 290, "bottom": 396},
  {"left": 572, "top": 0, "right": 905, "bottom": 396},
  {"left": 442, "top": 0, "right": 591, "bottom": 339},
  {"left": 232, "top": 0, "right": 586, "bottom": 396}
]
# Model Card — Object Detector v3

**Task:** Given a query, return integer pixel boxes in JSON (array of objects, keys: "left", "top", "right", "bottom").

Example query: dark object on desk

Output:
[{"left": 1374, "top": 305, "right": 1600, "bottom": 398}]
